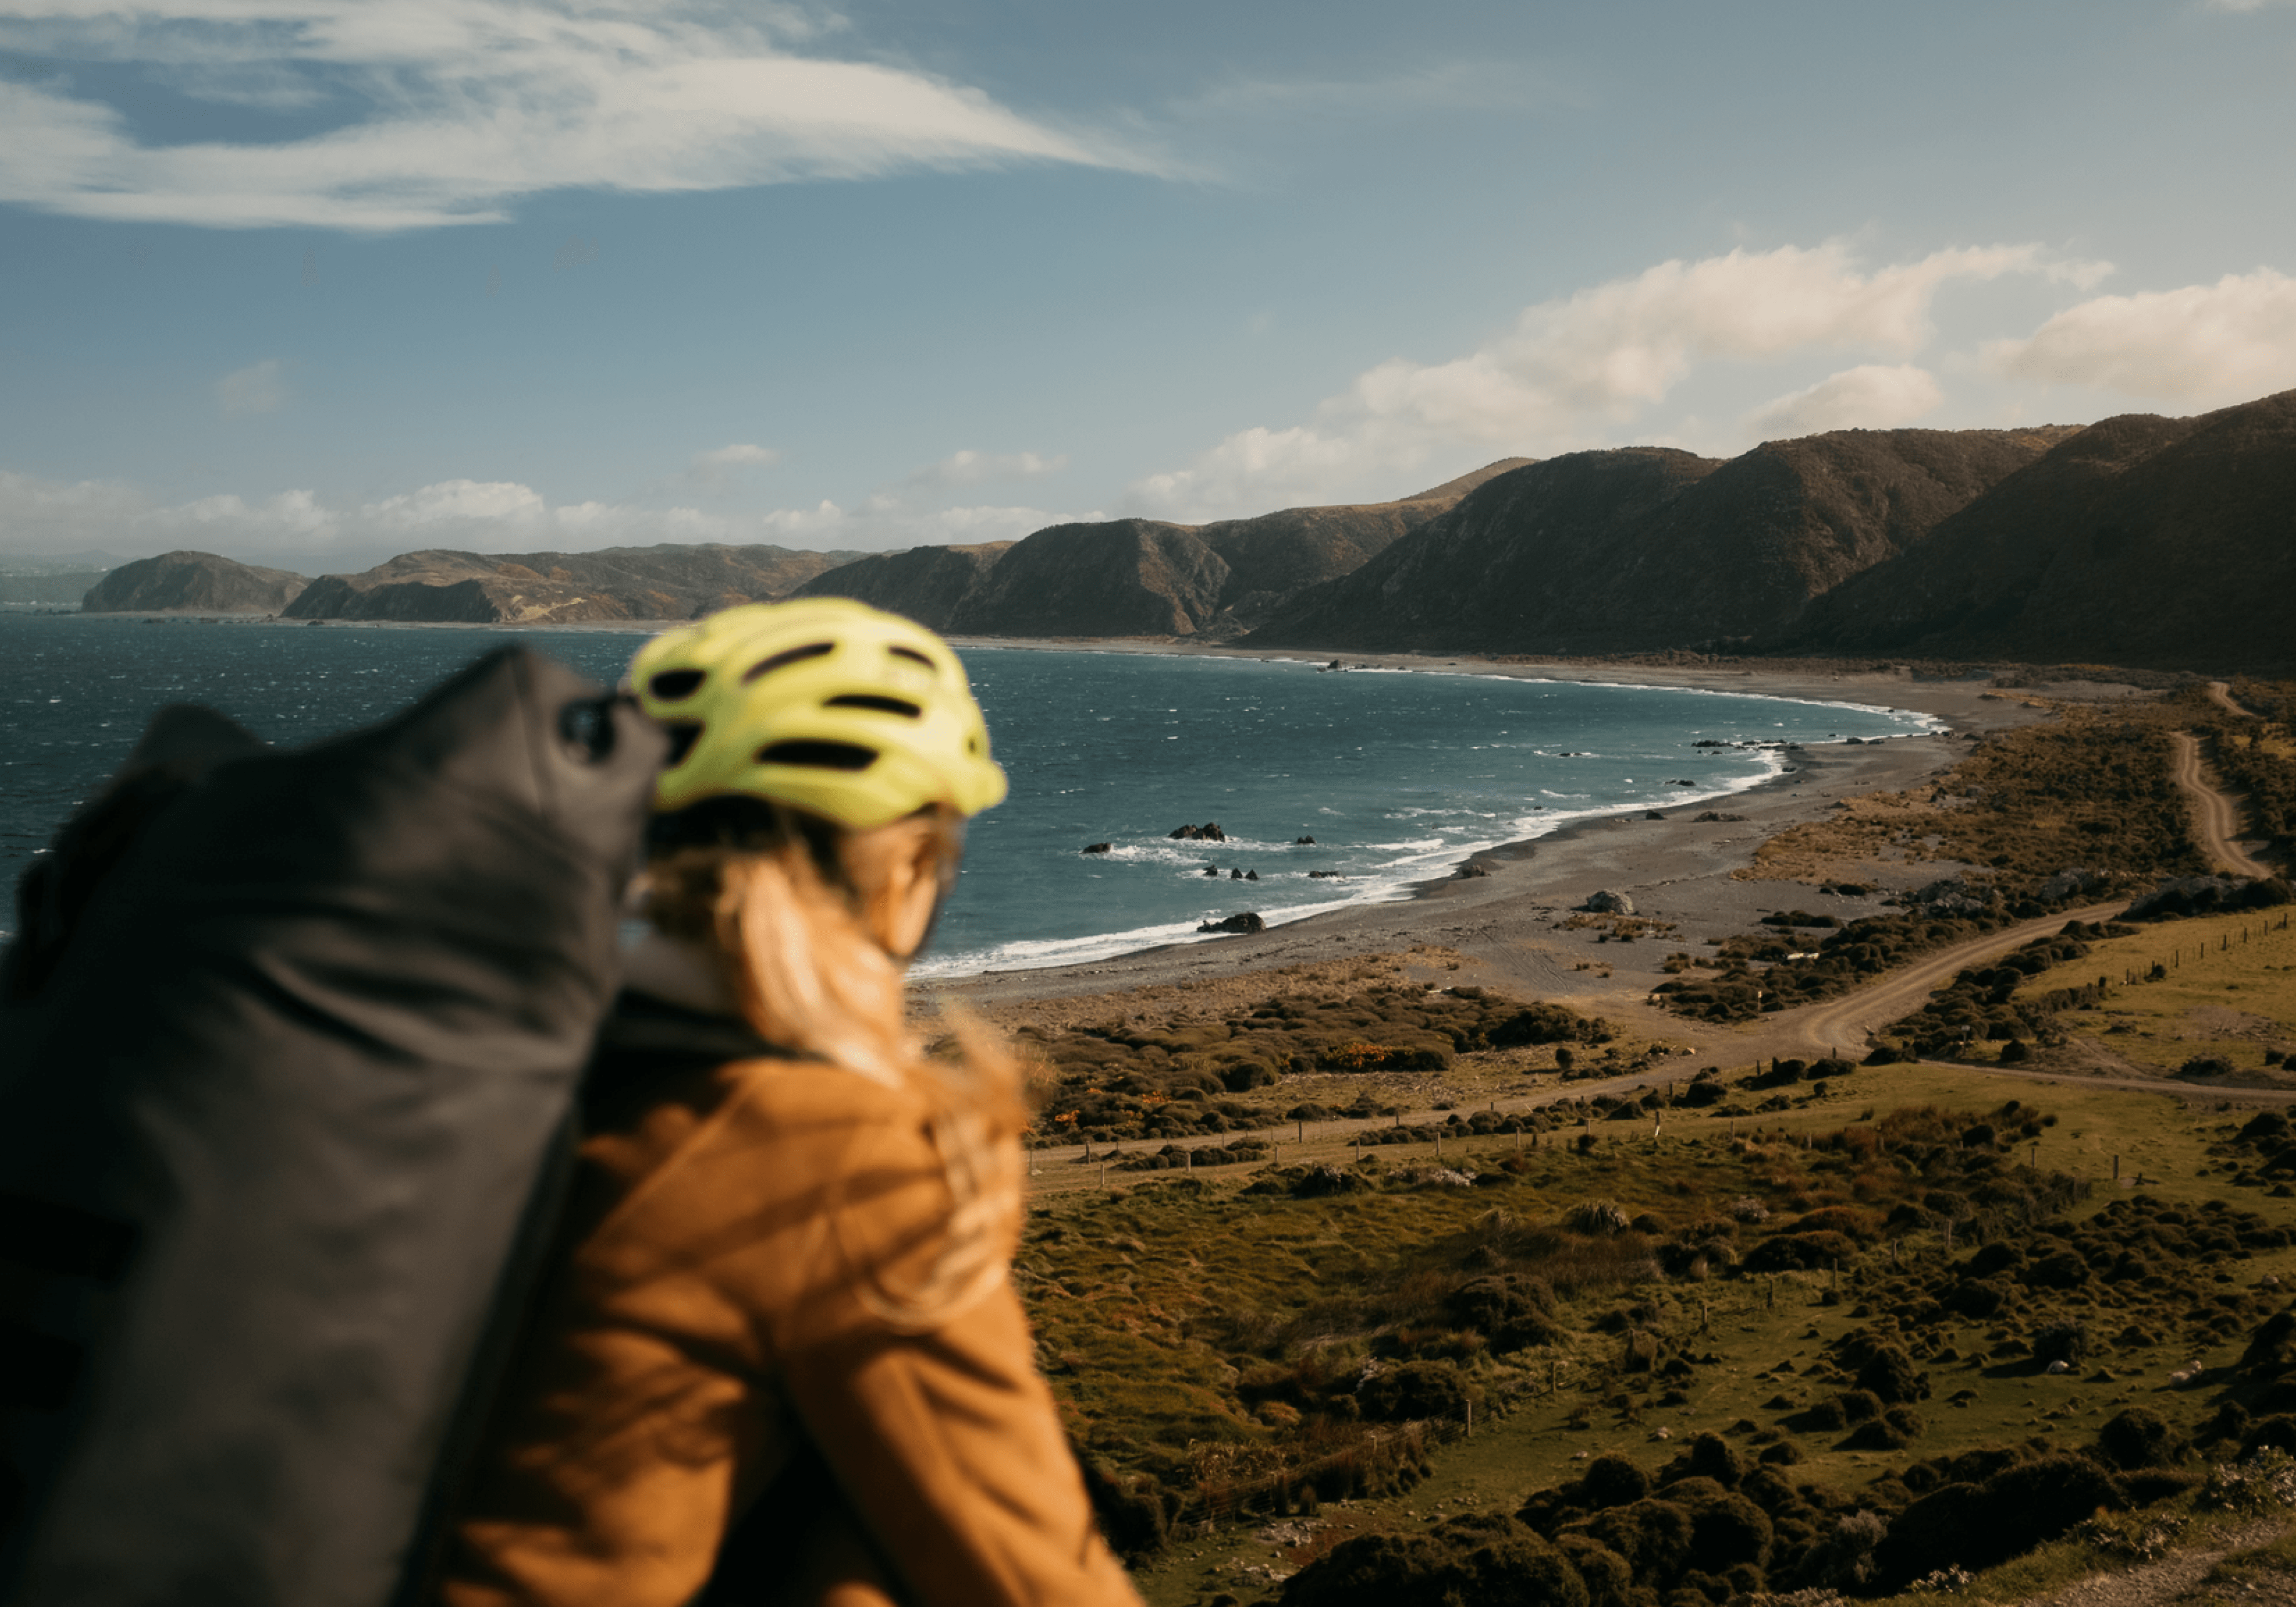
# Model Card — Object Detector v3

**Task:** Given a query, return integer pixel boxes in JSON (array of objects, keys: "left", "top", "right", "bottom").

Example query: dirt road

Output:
[{"left": 2172, "top": 729, "right": 2271, "bottom": 879}]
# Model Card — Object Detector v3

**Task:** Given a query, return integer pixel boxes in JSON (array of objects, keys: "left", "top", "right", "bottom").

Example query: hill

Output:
[
  {"left": 1244, "top": 428, "right": 2076, "bottom": 655},
  {"left": 282, "top": 543, "right": 859, "bottom": 624},
  {"left": 789, "top": 542, "right": 1013, "bottom": 628},
  {"left": 799, "top": 459, "right": 1535, "bottom": 639},
  {"left": 81, "top": 551, "right": 310, "bottom": 614},
  {"left": 1773, "top": 389, "right": 2296, "bottom": 671}
]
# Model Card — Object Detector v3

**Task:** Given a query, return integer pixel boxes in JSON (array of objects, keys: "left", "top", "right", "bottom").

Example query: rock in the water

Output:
[
  {"left": 1201, "top": 865, "right": 1221, "bottom": 876},
  {"left": 1582, "top": 889, "right": 1636, "bottom": 915},
  {"left": 1082, "top": 842, "right": 1113, "bottom": 854},
  {"left": 1308, "top": 870, "right": 1345, "bottom": 879},
  {"left": 1229, "top": 867, "right": 1244, "bottom": 880},
  {"left": 1169, "top": 822, "right": 1227, "bottom": 842},
  {"left": 1294, "top": 835, "right": 1317, "bottom": 844},
  {"left": 1197, "top": 912, "right": 1266, "bottom": 935},
  {"left": 1245, "top": 869, "right": 1259, "bottom": 880}
]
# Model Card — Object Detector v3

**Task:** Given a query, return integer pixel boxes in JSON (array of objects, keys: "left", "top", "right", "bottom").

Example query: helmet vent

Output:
[
  {"left": 647, "top": 669, "right": 705, "bottom": 701},
  {"left": 759, "top": 738, "right": 877, "bottom": 772},
  {"left": 742, "top": 642, "right": 834, "bottom": 682},
  {"left": 888, "top": 646, "right": 938, "bottom": 673},
  {"left": 824, "top": 693, "right": 921, "bottom": 718},
  {"left": 661, "top": 721, "right": 705, "bottom": 768}
]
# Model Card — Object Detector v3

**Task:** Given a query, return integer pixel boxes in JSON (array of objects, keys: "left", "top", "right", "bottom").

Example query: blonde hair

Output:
[{"left": 642, "top": 815, "right": 1024, "bottom": 1329}]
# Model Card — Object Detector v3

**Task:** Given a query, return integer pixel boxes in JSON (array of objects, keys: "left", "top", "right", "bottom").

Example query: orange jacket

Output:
[{"left": 439, "top": 1008, "right": 1140, "bottom": 1607}]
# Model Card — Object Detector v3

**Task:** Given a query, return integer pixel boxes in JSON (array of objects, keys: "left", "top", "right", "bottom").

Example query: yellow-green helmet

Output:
[{"left": 628, "top": 598, "right": 1007, "bottom": 830}]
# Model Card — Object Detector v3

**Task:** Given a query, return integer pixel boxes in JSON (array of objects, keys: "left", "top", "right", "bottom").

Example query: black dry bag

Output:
[{"left": 0, "top": 646, "right": 664, "bottom": 1607}]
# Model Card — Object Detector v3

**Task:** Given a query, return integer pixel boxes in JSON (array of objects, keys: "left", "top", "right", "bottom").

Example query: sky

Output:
[{"left": 3, "top": 0, "right": 2295, "bottom": 573}]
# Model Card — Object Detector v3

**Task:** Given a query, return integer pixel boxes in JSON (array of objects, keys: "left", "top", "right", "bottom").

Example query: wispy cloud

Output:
[
  {"left": 214, "top": 358, "right": 288, "bottom": 415},
  {"left": 0, "top": 1, "right": 1145, "bottom": 230},
  {"left": 1981, "top": 268, "right": 2296, "bottom": 403},
  {"left": 1745, "top": 364, "right": 1944, "bottom": 438},
  {"left": 686, "top": 442, "right": 781, "bottom": 486},
  {"left": 900, "top": 449, "right": 1065, "bottom": 489},
  {"left": 1127, "top": 240, "right": 2109, "bottom": 518},
  {"left": 0, "top": 464, "right": 1084, "bottom": 562}
]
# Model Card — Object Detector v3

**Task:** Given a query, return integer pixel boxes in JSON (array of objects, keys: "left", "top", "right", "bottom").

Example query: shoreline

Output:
[{"left": 17, "top": 614, "right": 2124, "bottom": 1030}]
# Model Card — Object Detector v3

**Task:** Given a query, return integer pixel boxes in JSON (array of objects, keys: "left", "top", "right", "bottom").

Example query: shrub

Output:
[
  {"left": 1856, "top": 1345, "right": 1929, "bottom": 1405},
  {"left": 1280, "top": 1516, "right": 1591, "bottom": 1607},
  {"left": 1357, "top": 1360, "right": 1470, "bottom": 1424},
  {"left": 2097, "top": 1408, "right": 2186, "bottom": 1471},
  {"left": 1579, "top": 1455, "right": 1651, "bottom": 1509},
  {"left": 1566, "top": 1201, "right": 1633, "bottom": 1236}
]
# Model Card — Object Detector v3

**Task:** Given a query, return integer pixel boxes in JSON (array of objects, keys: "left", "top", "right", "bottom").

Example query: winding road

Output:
[
  {"left": 1021, "top": 727, "right": 2293, "bottom": 1189},
  {"left": 2172, "top": 728, "right": 2271, "bottom": 879}
]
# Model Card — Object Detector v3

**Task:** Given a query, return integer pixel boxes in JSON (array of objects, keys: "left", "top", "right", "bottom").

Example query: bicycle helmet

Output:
[{"left": 628, "top": 598, "right": 1007, "bottom": 830}]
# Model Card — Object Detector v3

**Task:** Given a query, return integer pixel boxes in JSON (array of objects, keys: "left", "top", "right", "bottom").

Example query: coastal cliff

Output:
[{"left": 81, "top": 551, "right": 310, "bottom": 614}]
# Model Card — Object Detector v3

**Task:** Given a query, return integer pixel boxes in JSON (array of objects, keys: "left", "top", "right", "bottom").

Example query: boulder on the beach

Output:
[
  {"left": 1694, "top": 810, "right": 1747, "bottom": 823},
  {"left": 1457, "top": 864, "right": 1492, "bottom": 879},
  {"left": 1169, "top": 822, "right": 1227, "bottom": 842},
  {"left": 1582, "top": 889, "right": 1636, "bottom": 915},
  {"left": 1082, "top": 842, "right": 1112, "bottom": 854},
  {"left": 1197, "top": 912, "right": 1267, "bottom": 935},
  {"left": 1643, "top": 810, "right": 1667, "bottom": 820}
]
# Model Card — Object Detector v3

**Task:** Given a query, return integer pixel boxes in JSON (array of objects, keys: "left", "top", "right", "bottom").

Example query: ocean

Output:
[{"left": 0, "top": 614, "right": 1932, "bottom": 973}]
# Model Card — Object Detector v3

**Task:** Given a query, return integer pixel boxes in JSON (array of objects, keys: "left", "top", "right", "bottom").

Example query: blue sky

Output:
[{"left": 3, "top": 0, "right": 2293, "bottom": 572}]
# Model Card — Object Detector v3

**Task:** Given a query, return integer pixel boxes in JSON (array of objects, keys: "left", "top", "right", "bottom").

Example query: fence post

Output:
[{"left": 1099, "top": 1161, "right": 1107, "bottom": 1188}]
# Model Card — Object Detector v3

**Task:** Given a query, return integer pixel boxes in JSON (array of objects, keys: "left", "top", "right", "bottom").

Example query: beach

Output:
[{"left": 921, "top": 650, "right": 2135, "bottom": 1064}]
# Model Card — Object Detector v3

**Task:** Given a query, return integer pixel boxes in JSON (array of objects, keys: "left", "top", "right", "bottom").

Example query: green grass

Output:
[{"left": 2014, "top": 907, "right": 2296, "bottom": 1079}]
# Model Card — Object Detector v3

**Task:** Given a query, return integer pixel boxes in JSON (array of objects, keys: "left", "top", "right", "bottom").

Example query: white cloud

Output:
[
  {"left": 900, "top": 449, "right": 1065, "bottom": 489},
  {"left": 213, "top": 358, "right": 288, "bottom": 415},
  {"left": 685, "top": 442, "right": 781, "bottom": 487},
  {"left": 1128, "top": 240, "right": 2107, "bottom": 518},
  {"left": 1981, "top": 268, "right": 2296, "bottom": 404},
  {"left": 0, "top": 1, "right": 1144, "bottom": 230},
  {"left": 0, "top": 463, "right": 1082, "bottom": 564},
  {"left": 1745, "top": 364, "right": 1945, "bottom": 438}
]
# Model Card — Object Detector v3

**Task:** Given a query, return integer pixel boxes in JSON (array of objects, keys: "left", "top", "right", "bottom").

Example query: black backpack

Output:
[{"left": 0, "top": 646, "right": 663, "bottom": 1606}]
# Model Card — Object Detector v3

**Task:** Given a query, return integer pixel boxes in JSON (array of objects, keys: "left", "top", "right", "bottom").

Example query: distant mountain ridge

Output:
[
  {"left": 66, "top": 391, "right": 2296, "bottom": 673},
  {"left": 276, "top": 543, "right": 863, "bottom": 623},
  {"left": 1243, "top": 426, "right": 2081, "bottom": 654},
  {"left": 1771, "top": 390, "right": 2296, "bottom": 669},
  {"left": 83, "top": 551, "right": 309, "bottom": 614},
  {"left": 795, "top": 459, "right": 1537, "bottom": 635}
]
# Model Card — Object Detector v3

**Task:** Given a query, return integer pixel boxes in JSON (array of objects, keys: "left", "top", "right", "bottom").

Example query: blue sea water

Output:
[{"left": 0, "top": 615, "right": 1932, "bottom": 973}]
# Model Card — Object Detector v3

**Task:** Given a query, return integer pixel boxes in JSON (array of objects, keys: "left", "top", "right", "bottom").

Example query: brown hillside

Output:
[
  {"left": 1778, "top": 389, "right": 2296, "bottom": 670},
  {"left": 284, "top": 543, "right": 858, "bottom": 624},
  {"left": 790, "top": 542, "right": 1012, "bottom": 628},
  {"left": 83, "top": 551, "right": 310, "bottom": 615},
  {"left": 951, "top": 521, "right": 1230, "bottom": 637},
  {"left": 1245, "top": 427, "right": 2073, "bottom": 653},
  {"left": 802, "top": 465, "right": 1522, "bottom": 640}
]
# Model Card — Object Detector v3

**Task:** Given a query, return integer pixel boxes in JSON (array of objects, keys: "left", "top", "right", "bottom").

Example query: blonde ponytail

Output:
[{"left": 641, "top": 834, "right": 1025, "bottom": 1330}]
